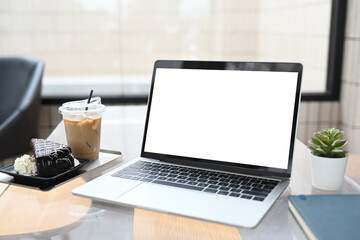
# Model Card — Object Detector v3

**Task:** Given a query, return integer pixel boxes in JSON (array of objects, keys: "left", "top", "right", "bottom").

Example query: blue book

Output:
[{"left": 288, "top": 194, "right": 360, "bottom": 240}]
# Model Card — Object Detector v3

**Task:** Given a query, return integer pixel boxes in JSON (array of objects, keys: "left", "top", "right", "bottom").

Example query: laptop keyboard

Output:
[{"left": 111, "top": 161, "right": 280, "bottom": 202}]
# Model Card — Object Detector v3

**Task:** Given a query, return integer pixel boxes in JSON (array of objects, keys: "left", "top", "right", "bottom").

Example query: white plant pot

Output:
[{"left": 310, "top": 154, "right": 348, "bottom": 191}]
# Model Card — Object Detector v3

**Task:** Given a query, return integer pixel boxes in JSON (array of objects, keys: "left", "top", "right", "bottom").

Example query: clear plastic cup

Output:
[{"left": 58, "top": 97, "right": 105, "bottom": 161}]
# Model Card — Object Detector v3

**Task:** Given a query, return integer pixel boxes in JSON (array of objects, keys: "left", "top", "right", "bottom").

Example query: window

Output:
[{"left": 0, "top": 0, "right": 346, "bottom": 103}]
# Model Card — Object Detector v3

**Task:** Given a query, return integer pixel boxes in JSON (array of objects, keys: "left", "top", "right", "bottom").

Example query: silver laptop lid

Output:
[{"left": 141, "top": 60, "right": 302, "bottom": 178}]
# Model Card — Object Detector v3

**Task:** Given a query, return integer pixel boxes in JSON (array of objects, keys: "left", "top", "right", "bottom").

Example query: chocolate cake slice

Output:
[{"left": 30, "top": 138, "right": 75, "bottom": 177}]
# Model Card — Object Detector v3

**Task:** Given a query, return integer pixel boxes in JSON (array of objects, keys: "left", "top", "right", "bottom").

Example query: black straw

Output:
[{"left": 85, "top": 89, "right": 93, "bottom": 111}]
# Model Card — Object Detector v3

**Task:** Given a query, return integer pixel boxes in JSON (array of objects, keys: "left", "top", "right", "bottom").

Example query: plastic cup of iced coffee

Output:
[{"left": 58, "top": 97, "right": 105, "bottom": 161}]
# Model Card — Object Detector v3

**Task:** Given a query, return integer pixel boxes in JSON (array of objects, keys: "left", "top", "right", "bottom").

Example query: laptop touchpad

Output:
[{"left": 73, "top": 177, "right": 142, "bottom": 200}]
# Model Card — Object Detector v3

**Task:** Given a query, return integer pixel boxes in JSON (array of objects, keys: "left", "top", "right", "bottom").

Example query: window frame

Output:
[
  {"left": 301, "top": 0, "right": 347, "bottom": 101},
  {"left": 41, "top": 0, "right": 347, "bottom": 105}
]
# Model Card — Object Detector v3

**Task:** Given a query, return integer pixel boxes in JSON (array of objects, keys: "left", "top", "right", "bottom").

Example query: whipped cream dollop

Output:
[{"left": 14, "top": 154, "right": 37, "bottom": 175}]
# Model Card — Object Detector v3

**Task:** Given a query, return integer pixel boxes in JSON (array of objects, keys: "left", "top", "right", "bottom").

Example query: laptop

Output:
[{"left": 73, "top": 60, "right": 302, "bottom": 228}]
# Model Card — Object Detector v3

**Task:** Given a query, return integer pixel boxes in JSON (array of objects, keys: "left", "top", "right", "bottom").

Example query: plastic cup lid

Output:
[{"left": 58, "top": 97, "right": 105, "bottom": 114}]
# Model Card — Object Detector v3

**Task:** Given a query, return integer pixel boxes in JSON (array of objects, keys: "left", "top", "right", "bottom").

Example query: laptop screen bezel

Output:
[{"left": 141, "top": 60, "right": 302, "bottom": 178}]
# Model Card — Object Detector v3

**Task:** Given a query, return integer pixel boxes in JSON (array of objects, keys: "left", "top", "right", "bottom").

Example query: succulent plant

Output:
[{"left": 308, "top": 128, "right": 348, "bottom": 158}]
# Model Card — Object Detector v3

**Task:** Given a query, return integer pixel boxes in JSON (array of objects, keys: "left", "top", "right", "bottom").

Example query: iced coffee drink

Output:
[
  {"left": 59, "top": 97, "right": 105, "bottom": 161},
  {"left": 63, "top": 117, "right": 101, "bottom": 160}
]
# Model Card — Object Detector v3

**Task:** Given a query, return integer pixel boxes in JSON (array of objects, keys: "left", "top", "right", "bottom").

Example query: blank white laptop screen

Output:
[{"left": 144, "top": 68, "right": 299, "bottom": 169}]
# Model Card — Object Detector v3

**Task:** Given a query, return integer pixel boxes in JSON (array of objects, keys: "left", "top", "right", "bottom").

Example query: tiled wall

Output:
[
  {"left": 297, "top": 101, "right": 340, "bottom": 145},
  {"left": 38, "top": 105, "right": 63, "bottom": 139}
]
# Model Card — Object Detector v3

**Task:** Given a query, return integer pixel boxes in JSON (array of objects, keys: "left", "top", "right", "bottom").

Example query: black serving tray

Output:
[{"left": 0, "top": 159, "right": 90, "bottom": 190}]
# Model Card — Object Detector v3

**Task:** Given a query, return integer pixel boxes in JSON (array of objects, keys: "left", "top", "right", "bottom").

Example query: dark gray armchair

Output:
[{"left": 0, "top": 56, "right": 44, "bottom": 161}]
